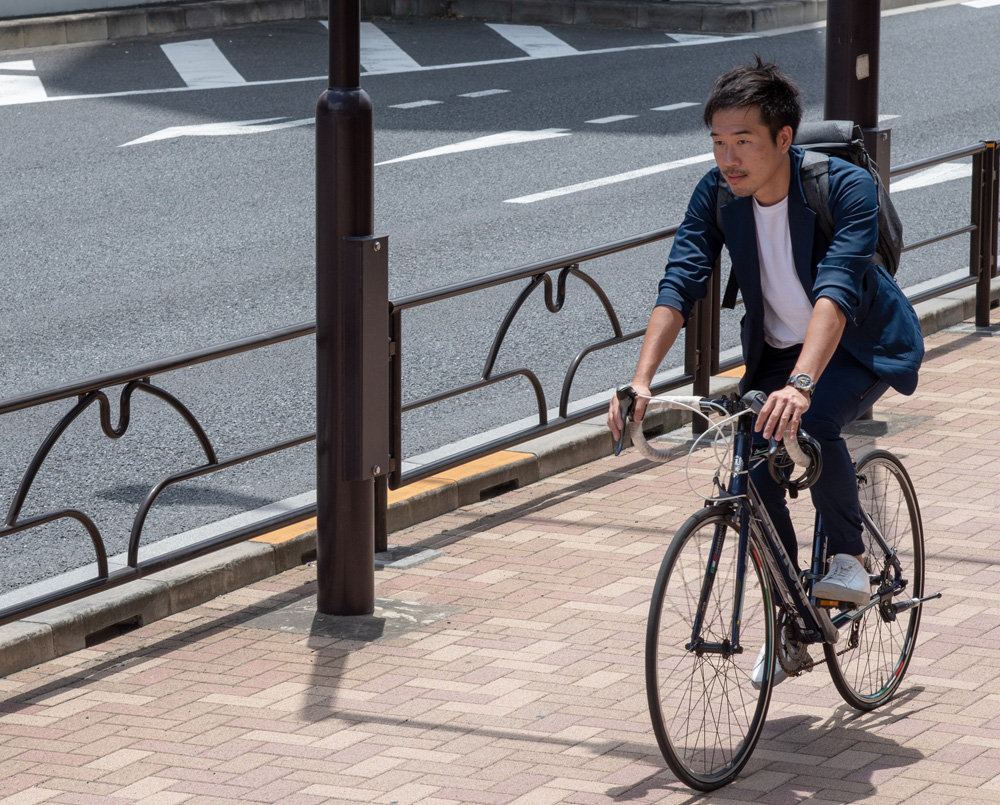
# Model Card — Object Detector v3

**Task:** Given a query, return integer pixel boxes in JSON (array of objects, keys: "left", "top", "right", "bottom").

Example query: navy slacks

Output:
[{"left": 747, "top": 344, "right": 889, "bottom": 568}]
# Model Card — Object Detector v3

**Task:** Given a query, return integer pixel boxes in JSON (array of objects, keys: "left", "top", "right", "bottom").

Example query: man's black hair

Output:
[{"left": 703, "top": 57, "right": 803, "bottom": 141}]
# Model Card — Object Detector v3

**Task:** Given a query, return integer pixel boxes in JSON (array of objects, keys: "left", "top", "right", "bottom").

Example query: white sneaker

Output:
[
  {"left": 813, "top": 554, "right": 871, "bottom": 609},
  {"left": 750, "top": 627, "right": 812, "bottom": 690}
]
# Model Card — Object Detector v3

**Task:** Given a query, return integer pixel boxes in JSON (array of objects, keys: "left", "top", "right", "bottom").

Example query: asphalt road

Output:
[{"left": 0, "top": 1, "right": 997, "bottom": 593}]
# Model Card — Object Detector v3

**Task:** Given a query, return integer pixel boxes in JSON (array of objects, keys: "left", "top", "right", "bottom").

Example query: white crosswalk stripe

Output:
[
  {"left": 0, "top": 59, "right": 47, "bottom": 106},
  {"left": 360, "top": 22, "right": 422, "bottom": 72},
  {"left": 665, "top": 33, "right": 732, "bottom": 45},
  {"left": 0, "top": 23, "right": 774, "bottom": 107},
  {"left": 161, "top": 40, "right": 246, "bottom": 89},
  {"left": 486, "top": 24, "right": 579, "bottom": 58}
]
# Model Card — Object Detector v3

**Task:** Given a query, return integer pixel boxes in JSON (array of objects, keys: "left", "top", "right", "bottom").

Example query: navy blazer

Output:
[{"left": 655, "top": 146, "right": 924, "bottom": 394}]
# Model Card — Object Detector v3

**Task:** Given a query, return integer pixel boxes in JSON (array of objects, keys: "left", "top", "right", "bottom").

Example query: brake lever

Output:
[{"left": 614, "top": 385, "right": 637, "bottom": 456}]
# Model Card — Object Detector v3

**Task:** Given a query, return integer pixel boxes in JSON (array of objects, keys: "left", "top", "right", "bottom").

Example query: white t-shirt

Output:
[{"left": 752, "top": 196, "right": 814, "bottom": 349}]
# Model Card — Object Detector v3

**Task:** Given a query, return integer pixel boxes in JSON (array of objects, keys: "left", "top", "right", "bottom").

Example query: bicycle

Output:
[{"left": 614, "top": 386, "right": 940, "bottom": 791}]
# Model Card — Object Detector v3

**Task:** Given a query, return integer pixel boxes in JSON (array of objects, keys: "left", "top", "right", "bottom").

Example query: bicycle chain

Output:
[{"left": 778, "top": 615, "right": 861, "bottom": 673}]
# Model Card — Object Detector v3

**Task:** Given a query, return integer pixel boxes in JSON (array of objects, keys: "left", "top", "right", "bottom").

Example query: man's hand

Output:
[
  {"left": 608, "top": 306, "right": 684, "bottom": 444},
  {"left": 608, "top": 383, "right": 651, "bottom": 441},
  {"left": 755, "top": 385, "right": 810, "bottom": 441}
]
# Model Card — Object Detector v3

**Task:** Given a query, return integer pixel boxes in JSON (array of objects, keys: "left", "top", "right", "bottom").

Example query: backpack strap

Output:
[
  {"left": 715, "top": 179, "right": 741, "bottom": 310},
  {"left": 799, "top": 150, "right": 833, "bottom": 247}
]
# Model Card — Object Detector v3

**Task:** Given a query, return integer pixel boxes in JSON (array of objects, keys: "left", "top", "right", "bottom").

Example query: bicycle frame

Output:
[{"left": 690, "top": 406, "right": 839, "bottom": 656}]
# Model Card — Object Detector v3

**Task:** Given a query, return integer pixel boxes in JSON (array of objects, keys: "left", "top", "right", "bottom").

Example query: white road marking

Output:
[
  {"left": 586, "top": 115, "right": 637, "bottom": 124},
  {"left": 666, "top": 33, "right": 737, "bottom": 45},
  {"left": 360, "top": 22, "right": 421, "bottom": 72},
  {"left": 320, "top": 20, "right": 329, "bottom": 28},
  {"left": 376, "top": 128, "right": 571, "bottom": 166},
  {"left": 161, "top": 39, "right": 246, "bottom": 89},
  {"left": 891, "top": 162, "right": 973, "bottom": 192},
  {"left": 0, "top": 6, "right": 957, "bottom": 108},
  {"left": 120, "top": 117, "right": 312, "bottom": 147},
  {"left": 879, "top": 114, "right": 901, "bottom": 121},
  {"left": 651, "top": 101, "right": 699, "bottom": 112},
  {"left": 459, "top": 89, "right": 510, "bottom": 98},
  {"left": 486, "top": 24, "right": 579, "bottom": 57},
  {"left": 506, "top": 152, "right": 716, "bottom": 204},
  {"left": 964, "top": 0, "right": 1000, "bottom": 8},
  {"left": 390, "top": 100, "right": 443, "bottom": 109},
  {"left": 0, "top": 59, "right": 46, "bottom": 106}
]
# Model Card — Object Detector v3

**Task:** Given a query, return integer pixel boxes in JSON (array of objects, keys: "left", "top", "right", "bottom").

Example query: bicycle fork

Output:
[{"left": 685, "top": 516, "right": 741, "bottom": 657}]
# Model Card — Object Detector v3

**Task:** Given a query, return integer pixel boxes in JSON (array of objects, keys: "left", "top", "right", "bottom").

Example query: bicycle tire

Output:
[
  {"left": 646, "top": 506, "right": 775, "bottom": 791},
  {"left": 824, "top": 449, "right": 924, "bottom": 710}
]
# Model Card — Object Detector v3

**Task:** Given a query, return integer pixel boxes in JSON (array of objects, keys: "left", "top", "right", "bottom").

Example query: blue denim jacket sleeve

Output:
[
  {"left": 654, "top": 170, "right": 725, "bottom": 321},
  {"left": 812, "top": 157, "right": 880, "bottom": 324}
]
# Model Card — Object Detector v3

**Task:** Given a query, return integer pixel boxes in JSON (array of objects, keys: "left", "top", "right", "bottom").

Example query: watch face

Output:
[{"left": 790, "top": 374, "right": 814, "bottom": 392}]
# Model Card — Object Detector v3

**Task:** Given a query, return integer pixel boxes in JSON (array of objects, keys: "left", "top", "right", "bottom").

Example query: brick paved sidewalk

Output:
[{"left": 1, "top": 309, "right": 999, "bottom": 805}]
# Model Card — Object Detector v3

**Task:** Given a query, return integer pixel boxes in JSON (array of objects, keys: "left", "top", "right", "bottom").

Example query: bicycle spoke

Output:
[
  {"left": 646, "top": 508, "right": 773, "bottom": 789},
  {"left": 824, "top": 451, "right": 924, "bottom": 710}
]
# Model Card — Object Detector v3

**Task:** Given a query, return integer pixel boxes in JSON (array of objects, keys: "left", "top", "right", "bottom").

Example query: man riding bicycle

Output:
[{"left": 607, "top": 59, "right": 924, "bottom": 683}]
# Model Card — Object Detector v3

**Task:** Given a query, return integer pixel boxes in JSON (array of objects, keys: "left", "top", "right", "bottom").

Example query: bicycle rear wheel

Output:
[
  {"left": 824, "top": 449, "right": 924, "bottom": 710},
  {"left": 646, "top": 507, "right": 775, "bottom": 791}
]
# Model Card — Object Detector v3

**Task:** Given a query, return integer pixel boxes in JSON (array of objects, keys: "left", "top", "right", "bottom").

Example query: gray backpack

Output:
[{"left": 718, "top": 120, "right": 903, "bottom": 310}]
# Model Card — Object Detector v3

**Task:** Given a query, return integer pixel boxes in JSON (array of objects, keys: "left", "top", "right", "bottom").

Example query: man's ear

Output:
[{"left": 777, "top": 125, "right": 794, "bottom": 153}]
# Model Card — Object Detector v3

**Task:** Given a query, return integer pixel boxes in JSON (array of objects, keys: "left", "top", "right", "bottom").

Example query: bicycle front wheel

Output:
[
  {"left": 824, "top": 449, "right": 924, "bottom": 710},
  {"left": 646, "top": 507, "right": 775, "bottom": 791}
]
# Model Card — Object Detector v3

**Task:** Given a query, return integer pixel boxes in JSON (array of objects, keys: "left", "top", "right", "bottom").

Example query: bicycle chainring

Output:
[{"left": 777, "top": 610, "right": 813, "bottom": 677}]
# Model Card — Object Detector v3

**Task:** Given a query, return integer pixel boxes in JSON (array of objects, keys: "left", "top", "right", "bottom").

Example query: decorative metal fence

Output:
[{"left": 0, "top": 140, "right": 996, "bottom": 629}]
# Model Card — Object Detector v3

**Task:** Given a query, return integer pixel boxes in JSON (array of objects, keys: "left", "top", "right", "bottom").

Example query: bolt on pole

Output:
[{"left": 315, "top": 0, "right": 381, "bottom": 616}]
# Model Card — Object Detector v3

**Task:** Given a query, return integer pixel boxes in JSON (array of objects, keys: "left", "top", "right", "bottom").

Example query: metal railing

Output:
[
  {"left": 388, "top": 140, "right": 1000, "bottom": 488},
  {"left": 0, "top": 140, "right": 996, "bottom": 628},
  {"left": 0, "top": 323, "right": 317, "bottom": 627}
]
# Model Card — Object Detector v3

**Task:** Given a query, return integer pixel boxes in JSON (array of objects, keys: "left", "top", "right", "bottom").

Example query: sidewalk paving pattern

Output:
[{"left": 1, "top": 308, "right": 1000, "bottom": 802}]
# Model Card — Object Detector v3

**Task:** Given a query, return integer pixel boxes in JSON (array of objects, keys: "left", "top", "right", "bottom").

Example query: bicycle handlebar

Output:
[
  {"left": 616, "top": 386, "right": 814, "bottom": 471},
  {"left": 740, "top": 390, "right": 811, "bottom": 468}
]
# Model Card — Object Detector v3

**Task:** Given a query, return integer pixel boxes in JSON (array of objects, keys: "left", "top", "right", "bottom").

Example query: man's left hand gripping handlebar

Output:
[{"left": 613, "top": 385, "right": 637, "bottom": 456}]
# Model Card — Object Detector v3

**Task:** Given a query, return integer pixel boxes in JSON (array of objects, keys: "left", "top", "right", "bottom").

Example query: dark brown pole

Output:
[
  {"left": 316, "top": 0, "right": 376, "bottom": 615},
  {"left": 826, "top": 0, "right": 886, "bottom": 422},
  {"left": 973, "top": 143, "right": 1000, "bottom": 328},
  {"left": 825, "top": 0, "right": 890, "bottom": 184}
]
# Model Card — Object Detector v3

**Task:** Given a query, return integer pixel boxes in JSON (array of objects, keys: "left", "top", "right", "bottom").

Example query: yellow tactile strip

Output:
[{"left": 250, "top": 450, "right": 534, "bottom": 545}]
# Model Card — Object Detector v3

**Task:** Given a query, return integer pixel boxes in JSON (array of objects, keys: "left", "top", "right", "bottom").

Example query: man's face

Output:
[{"left": 710, "top": 106, "right": 793, "bottom": 207}]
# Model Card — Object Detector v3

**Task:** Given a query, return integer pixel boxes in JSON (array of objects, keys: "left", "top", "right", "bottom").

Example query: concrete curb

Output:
[
  {"left": 0, "top": 0, "right": 329, "bottom": 50},
  {"left": 1, "top": 277, "right": 996, "bottom": 678},
  {"left": 0, "top": 0, "right": 934, "bottom": 51},
  {"left": 0, "top": 531, "right": 318, "bottom": 677}
]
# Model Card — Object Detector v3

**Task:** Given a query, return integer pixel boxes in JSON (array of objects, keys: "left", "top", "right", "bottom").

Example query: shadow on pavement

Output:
[{"left": 609, "top": 690, "right": 928, "bottom": 803}]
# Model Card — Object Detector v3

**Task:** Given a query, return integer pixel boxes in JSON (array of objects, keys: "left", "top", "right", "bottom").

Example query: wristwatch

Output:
[{"left": 786, "top": 373, "right": 816, "bottom": 396}]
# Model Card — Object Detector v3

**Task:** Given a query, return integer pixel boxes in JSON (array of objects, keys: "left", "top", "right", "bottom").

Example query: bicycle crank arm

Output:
[{"left": 890, "top": 591, "right": 942, "bottom": 615}]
